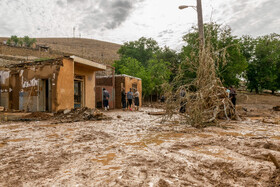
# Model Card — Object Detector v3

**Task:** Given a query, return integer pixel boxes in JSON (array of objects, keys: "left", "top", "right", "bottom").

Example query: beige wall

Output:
[
  {"left": 74, "top": 63, "right": 96, "bottom": 108},
  {"left": 55, "top": 58, "right": 74, "bottom": 111},
  {"left": 125, "top": 77, "right": 142, "bottom": 107}
]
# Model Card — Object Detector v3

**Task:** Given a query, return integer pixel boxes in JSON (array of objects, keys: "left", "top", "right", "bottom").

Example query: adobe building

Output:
[
  {"left": 96, "top": 74, "right": 142, "bottom": 109},
  {"left": 0, "top": 56, "right": 106, "bottom": 112}
]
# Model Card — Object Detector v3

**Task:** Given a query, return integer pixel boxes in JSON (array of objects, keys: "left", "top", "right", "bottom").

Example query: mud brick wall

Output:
[
  {"left": 0, "top": 44, "right": 60, "bottom": 59},
  {"left": 96, "top": 77, "right": 113, "bottom": 86},
  {"left": 115, "top": 76, "right": 125, "bottom": 109}
]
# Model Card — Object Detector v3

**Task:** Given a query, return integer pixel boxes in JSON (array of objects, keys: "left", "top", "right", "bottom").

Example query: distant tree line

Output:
[
  {"left": 114, "top": 23, "right": 280, "bottom": 98},
  {"left": 6, "top": 35, "right": 36, "bottom": 48}
]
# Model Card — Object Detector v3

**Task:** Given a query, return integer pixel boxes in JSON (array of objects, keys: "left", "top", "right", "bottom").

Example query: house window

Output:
[{"left": 132, "top": 83, "right": 137, "bottom": 91}]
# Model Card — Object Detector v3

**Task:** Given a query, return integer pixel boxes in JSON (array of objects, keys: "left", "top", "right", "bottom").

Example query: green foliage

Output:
[
  {"left": 180, "top": 23, "right": 247, "bottom": 87},
  {"left": 23, "top": 36, "right": 36, "bottom": 47},
  {"left": 34, "top": 57, "right": 54, "bottom": 62},
  {"left": 7, "top": 35, "right": 36, "bottom": 47},
  {"left": 11, "top": 35, "right": 19, "bottom": 46},
  {"left": 114, "top": 37, "right": 173, "bottom": 97},
  {"left": 114, "top": 57, "right": 153, "bottom": 96},
  {"left": 6, "top": 39, "right": 11, "bottom": 45},
  {"left": 246, "top": 33, "right": 280, "bottom": 93},
  {"left": 18, "top": 39, "right": 23, "bottom": 47}
]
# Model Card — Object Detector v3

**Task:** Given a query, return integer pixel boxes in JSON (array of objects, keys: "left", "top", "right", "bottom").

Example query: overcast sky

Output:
[{"left": 0, "top": 0, "right": 279, "bottom": 50}]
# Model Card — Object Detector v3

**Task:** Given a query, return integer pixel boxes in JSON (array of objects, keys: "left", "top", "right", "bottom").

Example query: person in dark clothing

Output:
[
  {"left": 229, "top": 86, "right": 237, "bottom": 107},
  {"left": 127, "top": 88, "right": 133, "bottom": 110},
  {"left": 134, "top": 89, "right": 140, "bottom": 111},
  {"left": 160, "top": 95, "right": 165, "bottom": 103},
  {"left": 180, "top": 88, "right": 186, "bottom": 113},
  {"left": 103, "top": 88, "right": 110, "bottom": 111},
  {"left": 121, "top": 88, "right": 126, "bottom": 111}
]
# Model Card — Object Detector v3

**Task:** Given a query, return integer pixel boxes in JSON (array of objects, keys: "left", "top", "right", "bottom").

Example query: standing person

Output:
[
  {"left": 180, "top": 88, "right": 186, "bottom": 113},
  {"left": 134, "top": 89, "right": 140, "bottom": 111},
  {"left": 121, "top": 88, "right": 126, "bottom": 111},
  {"left": 226, "top": 87, "right": 230, "bottom": 97},
  {"left": 127, "top": 88, "right": 133, "bottom": 111},
  {"left": 103, "top": 88, "right": 110, "bottom": 111},
  {"left": 229, "top": 86, "right": 237, "bottom": 107}
]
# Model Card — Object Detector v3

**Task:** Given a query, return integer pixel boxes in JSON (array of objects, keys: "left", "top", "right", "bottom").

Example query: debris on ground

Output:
[
  {"left": 22, "top": 112, "right": 52, "bottom": 121},
  {"left": 53, "top": 107, "right": 110, "bottom": 123},
  {"left": 148, "top": 111, "right": 166, "bottom": 115},
  {"left": 0, "top": 106, "right": 4, "bottom": 112},
  {"left": 273, "top": 106, "right": 280, "bottom": 111}
]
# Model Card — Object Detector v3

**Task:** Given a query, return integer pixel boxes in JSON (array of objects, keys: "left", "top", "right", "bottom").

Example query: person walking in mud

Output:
[
  {"left": 229, "top": 86, "right": 237, "bottom": 108},
  {"left": 121, "top": 88, "right": 126, "bottom": 111},
  {"left": 127, "top": 88, "right": 133, "bottom": 111},
  {"left": 134, "top": 88, "right": 140, "bottom": 111},
  {"left": 103, "top": 88, "right": 110, "bottom": 111}
]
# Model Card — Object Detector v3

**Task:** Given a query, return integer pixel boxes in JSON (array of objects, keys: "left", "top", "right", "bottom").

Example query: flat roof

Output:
[
  {"left": 96, "top": 74, "right": 142, "bottom": 80},
  {"left": 70, "top": 55, "right": 106, "bottom": 71}
]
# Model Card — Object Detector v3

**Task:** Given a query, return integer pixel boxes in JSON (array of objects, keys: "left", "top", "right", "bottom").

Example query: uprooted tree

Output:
[{"left": 164, "top": 23, "right": 238, "bottom": 128}]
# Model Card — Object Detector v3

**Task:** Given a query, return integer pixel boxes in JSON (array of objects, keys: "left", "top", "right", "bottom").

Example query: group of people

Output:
[
  {"left": 102, "top": 87, "right": 140, "bottom": 111},
  {"left": 121, "top": 88, "right": 140, "bottom": 111}
]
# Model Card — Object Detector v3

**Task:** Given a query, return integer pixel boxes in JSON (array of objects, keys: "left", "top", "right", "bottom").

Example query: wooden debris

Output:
[
  {"left": 0, "top": 106, "right": 4, "bottom": 112},
  {"left": 268, "top": 153, "right": 280, "bottom": 169},
  {"left": 148, "top": 111, "right": 166, "bottom": 115},
  {"left": 273, "top": 106, "right": 280, "bottom": 111}
]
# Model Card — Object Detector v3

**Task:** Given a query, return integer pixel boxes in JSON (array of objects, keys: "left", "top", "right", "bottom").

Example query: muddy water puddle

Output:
[
  {"left": 0, "top": 143, "right": 7, "bottom": 148},
  {"left": 191, "top": 146, "right": 234, "bottom": 161},
  {"left": 46, "top": 133, "right": 60, "bottom": 139},
  {"left": 125, "top": 132, "right": 187, "bottom": 149},
  {"left": 1, "top": 125, "right": 20, "bottom": 130},
  {"left": 7, "top": 138, "right": 30, "bottom": 142},
  {"left": 92, "top": 153, "right": 116, "bottom": 165}
]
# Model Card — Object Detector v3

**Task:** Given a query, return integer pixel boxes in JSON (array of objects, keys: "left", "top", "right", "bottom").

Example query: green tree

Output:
[
  {"left": 6, "top": 39, "right": 11, "bottom": 45},
  {"left": 115, "top": 57, "right": 153, "bottom": 97},
  {"left": 11, "top": 35, "right": 19, "bottom": 46},
  {"left": 114, "top": 37, "right": 174, "bottom": 99},
  {"left": 148, "top": 57, "right": 171, "bottom": 96},
  {"left": 118, "top": 37, "right": 160, "bottom": 68},
  {"left": 23, "top": 36, "right": 36, "bottom": 47},
  {"left": 18, "top": 39, "right": 23, "bottom": 47},
  {"left": 180, "top": 23, "right": 247, "bottom": 87},
  {"left": 246, "top": 34, "right": 280, "bottom": 93}
]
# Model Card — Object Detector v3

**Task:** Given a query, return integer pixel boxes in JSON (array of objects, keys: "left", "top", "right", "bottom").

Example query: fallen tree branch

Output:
[{"left": 268, "top": 153, "right": 280, "bottom": 169}]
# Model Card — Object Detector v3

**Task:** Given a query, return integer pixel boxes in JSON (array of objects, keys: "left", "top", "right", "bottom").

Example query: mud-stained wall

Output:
[
  {"left": 55, "top": 58, "right": 74, "bottom": 111},
  {"left": 0, "top": 71, "right": 10, "bottom": 108},
  {"left": 125, "top": 77, "right": 142, "bottom": 107},
  {"left": 0, "top": 63, "right": 61, "bottom": 111},
  {"left": 20, "top": 65, "right": 60, "bottom": 111},
  {"left": 115, "top": 76, "right": 125, "bottom": 109},
  {"left": 74, "top": 63, "right": 96, "bottom": 109},
  {"left": 96, "top": 75, "right": 142, "bottom": 109}
]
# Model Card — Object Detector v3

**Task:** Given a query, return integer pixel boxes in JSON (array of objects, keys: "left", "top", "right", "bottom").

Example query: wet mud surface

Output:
[{"left": 0, "top": 94, "right": 280, "bottom": 186}]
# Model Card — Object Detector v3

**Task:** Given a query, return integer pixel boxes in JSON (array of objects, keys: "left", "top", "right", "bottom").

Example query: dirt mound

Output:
[
  {"left": 53, "top": 107, "right": 110, "bottom": 123},
  {"left": 23, "top": 112, "right": 52, "bottom": 120}
]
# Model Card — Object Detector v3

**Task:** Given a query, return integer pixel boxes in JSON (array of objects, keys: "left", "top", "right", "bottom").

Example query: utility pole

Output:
[
  {"left": 73, "top": 27, "right": 75, "bottom": 38},
  {"left": 196, "top": 0, "right": 204, "bottom": 49},
  {"left": 179, "top": 0, "right": 205, "bottom": 49}
]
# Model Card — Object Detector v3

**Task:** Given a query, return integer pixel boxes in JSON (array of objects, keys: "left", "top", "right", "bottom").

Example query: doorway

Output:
[
  {"left": 38, "top": 79, "right": 51, "bottom": 112},
  {"left": 74, "top": 75, "right": 84, "bottom": 108}
]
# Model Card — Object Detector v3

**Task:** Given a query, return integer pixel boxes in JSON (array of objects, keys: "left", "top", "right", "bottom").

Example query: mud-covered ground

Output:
[{"left": 0, "top": 94, "right": 280, "bottom": 186}]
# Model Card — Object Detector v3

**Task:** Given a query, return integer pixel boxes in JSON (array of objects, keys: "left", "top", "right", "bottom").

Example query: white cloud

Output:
[{"left": 0, "top": 0, "right": 279, "bottom": 50}]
